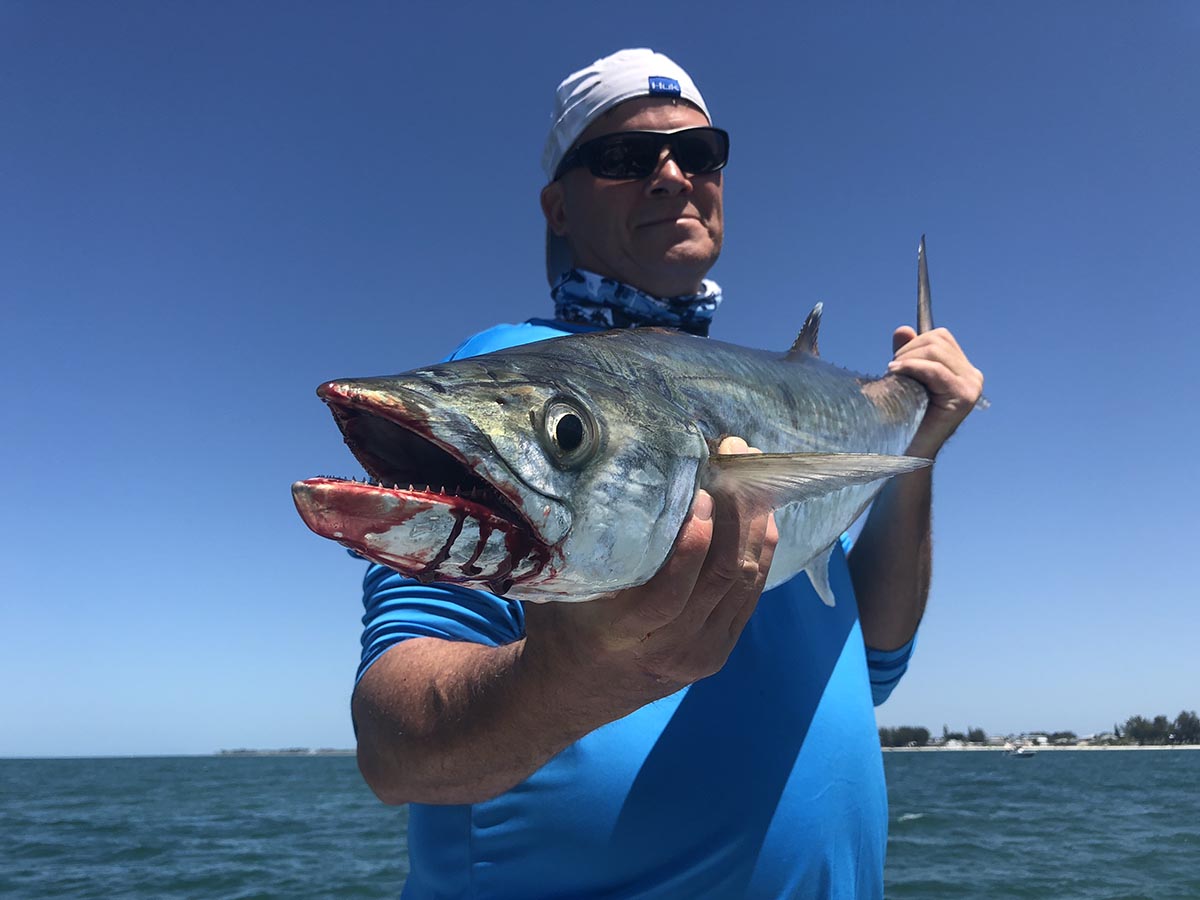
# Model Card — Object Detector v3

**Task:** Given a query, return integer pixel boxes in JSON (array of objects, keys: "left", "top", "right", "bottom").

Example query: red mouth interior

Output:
[
  {"left": 328, "top": 405, "right": 525, "bottom": 527},
  {"left": 294, "top": 395, "right": 554, "bottom": 594}
]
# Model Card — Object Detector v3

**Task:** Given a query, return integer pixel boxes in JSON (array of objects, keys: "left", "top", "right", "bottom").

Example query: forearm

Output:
[
  {"left": 849, "top": 323, "right": 980, "bottom": 650},
  {"left": 847, "top": 466, "right": 932, "bottom": 651},
  {"left": 354, "top": 635, "right": 625, "bottom": 806}
]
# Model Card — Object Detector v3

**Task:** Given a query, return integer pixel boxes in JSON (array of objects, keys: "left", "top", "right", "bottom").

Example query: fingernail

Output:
[
  {"left": 887, "top": 361, "right": 900, "bottom": 370},
  {"left": 692, "top": 491, "right": 713, "bottom": 522}
]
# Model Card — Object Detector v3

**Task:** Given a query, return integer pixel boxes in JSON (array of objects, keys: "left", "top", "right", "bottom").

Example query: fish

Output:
[{"left": 293, "top": 239, "right": 943, "bottom": 605}]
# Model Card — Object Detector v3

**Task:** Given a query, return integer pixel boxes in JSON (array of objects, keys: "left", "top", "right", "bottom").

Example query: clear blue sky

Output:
[{"left": 2, "top": 3, "right": 1197, "bottom": 756}]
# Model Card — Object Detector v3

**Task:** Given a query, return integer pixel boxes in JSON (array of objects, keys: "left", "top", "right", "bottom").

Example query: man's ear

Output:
[{"left": 540, "top": 182, "right": 569, "bottom": 237}]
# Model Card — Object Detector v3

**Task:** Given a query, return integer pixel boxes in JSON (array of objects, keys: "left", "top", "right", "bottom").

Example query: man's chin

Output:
[
  {"left": 655, "top": 239, "right": 719, "bottom": 272},
  {"left": 632, "top": 248, "right": 719, "bottom": 297}
]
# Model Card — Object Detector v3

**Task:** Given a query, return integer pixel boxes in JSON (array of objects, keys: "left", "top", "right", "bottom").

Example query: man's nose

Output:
[{"left": 646, "top": 150, "right": 693, "bottom": 196}]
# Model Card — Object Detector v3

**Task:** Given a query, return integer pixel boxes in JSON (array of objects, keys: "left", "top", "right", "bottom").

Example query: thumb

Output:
[{"left": 892, "top": 325, "right": 917, "bottom": 356}]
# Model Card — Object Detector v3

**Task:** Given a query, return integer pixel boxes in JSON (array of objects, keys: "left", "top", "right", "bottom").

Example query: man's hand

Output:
[
  {"left": 355, "top": 437, "right": 779, "bottom": 805},
  {"left": 522, "top": 436, "right": 778, "bottom": 717},
  {"left": 887, "top": 326, "right": 984, "bottom": 460}
]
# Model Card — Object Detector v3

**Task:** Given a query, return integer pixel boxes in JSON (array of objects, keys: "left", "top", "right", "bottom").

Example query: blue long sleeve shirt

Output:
[{"left": 355, "top": 320, "right": 916, "bottom": 899}]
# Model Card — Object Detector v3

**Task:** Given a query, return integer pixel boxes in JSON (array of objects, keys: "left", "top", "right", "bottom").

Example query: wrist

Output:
[{"left": 522, "top": 603, "right": 671, "bottom": 727}]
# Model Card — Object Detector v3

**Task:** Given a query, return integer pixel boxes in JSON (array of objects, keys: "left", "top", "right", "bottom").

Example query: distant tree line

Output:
[
  {"left": 878, "top": 725, "right": 989, "bottom": 747},
  {"left": 1117, "top": 710, "right": 1200, "bottom": 745},
  {"left": 878, "top": 710, "right": 1200, "bottom": 747},
  {"left": 878, "top": 726, "right": 931, "bottom": 747}
]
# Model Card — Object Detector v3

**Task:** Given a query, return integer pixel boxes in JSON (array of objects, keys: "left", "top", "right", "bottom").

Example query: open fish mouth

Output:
[{"left": 291, "top": 381, "right": 550, "bottom": 593}]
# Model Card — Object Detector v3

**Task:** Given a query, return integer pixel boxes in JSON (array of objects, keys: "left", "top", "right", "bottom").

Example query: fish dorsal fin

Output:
[
  {"left": 705, "top": 451, "right": 930, "bottom": 513},
  {"left": 786, "top": 303, "right": 823, "bottom": 359}
]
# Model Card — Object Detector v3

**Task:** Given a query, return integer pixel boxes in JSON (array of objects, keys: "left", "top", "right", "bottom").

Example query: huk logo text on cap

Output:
[{"left": 647, "top": 76, "right": 681, "bottom": 96}]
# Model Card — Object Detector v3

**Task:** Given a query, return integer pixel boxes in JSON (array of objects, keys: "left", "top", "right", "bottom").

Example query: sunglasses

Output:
[{"left": 554, "top": 126, "right": 730, "bottom": 181}]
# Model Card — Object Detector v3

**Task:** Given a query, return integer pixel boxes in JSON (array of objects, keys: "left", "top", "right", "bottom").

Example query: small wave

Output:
[{"left": 897, "top": 813, "right": 926, "bottom": 823}]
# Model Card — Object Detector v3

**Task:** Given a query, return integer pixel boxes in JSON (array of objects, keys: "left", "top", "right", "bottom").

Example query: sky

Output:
[{"left": 2, "top": 2, "right": 1197, "bottom": 757}]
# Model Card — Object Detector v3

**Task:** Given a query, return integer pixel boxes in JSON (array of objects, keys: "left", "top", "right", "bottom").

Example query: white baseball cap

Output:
[{"left": 542, "top": 48, "right": 712, "bottom": 286}]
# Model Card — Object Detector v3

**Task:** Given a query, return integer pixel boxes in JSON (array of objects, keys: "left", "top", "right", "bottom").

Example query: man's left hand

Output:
[{"left": 887, "top": 326, "right": 984, "bottom": 460}]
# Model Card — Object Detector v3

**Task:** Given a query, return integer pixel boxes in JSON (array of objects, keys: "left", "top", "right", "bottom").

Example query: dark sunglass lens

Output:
[
  {"left": 673, "top": 130, "right": 726, "bottom": 175},
  {"left": 592, "top": 134, "right": 660, "bottom": 178}
]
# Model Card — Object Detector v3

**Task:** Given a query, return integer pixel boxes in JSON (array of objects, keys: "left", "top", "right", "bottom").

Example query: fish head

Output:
[{"left": 292, "top": 355, "right": 708, "bottom": 602}]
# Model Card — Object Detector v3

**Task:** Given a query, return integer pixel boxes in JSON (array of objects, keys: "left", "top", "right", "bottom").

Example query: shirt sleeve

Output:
[
  {"left": 864, "top": 636, "right": 916, "bottom": 707},
  {"left": 356, "top": 562, "right": 526, "bottom": 685}
]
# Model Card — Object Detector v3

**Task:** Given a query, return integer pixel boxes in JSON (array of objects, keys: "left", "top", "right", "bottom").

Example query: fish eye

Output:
[
  {"left": 555, "top": 413, "right": 584, "bottom": 452},
  {"left": 541, "top": 398, "right": 598, "bottom": 467}
]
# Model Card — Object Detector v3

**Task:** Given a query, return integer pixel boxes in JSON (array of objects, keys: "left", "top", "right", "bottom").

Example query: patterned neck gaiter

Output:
[{"left": 550, "top": 269, "right": 722, "bottom": 337}]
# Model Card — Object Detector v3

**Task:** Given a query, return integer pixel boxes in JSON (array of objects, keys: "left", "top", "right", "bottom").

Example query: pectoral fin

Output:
[{"left": 705, "top": 451, "right": 930, "bottom": 512}]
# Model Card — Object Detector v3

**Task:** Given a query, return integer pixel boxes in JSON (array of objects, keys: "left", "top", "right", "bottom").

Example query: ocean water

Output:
[
  {"left": 884, "top": 750, "right": 1200, "bottom": 899},
  {"left": 0, "top": 756, "right": 408, "bottom": 899},
  {"left": 2, "top": 751, "right": 1198, "bottom": 898}
]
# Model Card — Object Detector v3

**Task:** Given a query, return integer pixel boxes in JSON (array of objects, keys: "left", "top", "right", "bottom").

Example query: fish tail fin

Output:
[
  {"left": 919, "top": 235, "right": 991, "bottom": 412},
  {"left": 917, "top": 234, "right": 934, "bottom": 335}
]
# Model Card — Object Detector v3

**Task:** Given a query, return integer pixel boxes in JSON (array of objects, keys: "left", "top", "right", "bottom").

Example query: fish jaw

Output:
[
  {"left": 291, "top": 478, "right": 548, "bottom": 591},
  {"left": 292, "top": 376, "right": 572, "bottom": 592}
]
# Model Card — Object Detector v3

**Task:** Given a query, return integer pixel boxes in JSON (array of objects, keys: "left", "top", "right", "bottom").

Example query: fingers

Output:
[
  {"left": 615, "top": 490, "right": 715, "bottom": 631},
  {"left": 707, "top": 508, "right": 778, "bottom": 639},
  {"left": 890, "top": 326, "right": 964, "bottom": 364},
  {"left": 892, "top": 325, "right": 917, "bottom": 355},
  {"left": 887, "top": 327, "right": 984, "bottom": 404},
  {"left": 888, "top": 357, "right": 984, "bottom": 406},
  {"left": 706, "top": 436, "right": 767, "bottom": 580},
  {"left": 686, "top": 436, "right": 776, "bottom": 635}
]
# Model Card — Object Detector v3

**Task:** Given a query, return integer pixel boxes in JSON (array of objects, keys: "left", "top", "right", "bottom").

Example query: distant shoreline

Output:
[
  {"left": 883, "top": 745, "right": 1200, "bottom": 752},
  {"left": 215, "top": 749, "right": 355, "bottom": 757}
]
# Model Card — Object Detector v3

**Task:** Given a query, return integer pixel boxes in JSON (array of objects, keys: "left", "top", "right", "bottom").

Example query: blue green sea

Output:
[{"left": 2, "top": 750, "right": 1197, "bottom": 898}]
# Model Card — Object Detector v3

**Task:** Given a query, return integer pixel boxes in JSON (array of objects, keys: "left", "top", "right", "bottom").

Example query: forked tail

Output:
[
  {"left": 918, "top": 235, "right": 990, "bottom": 410},
  {"left": 917, "top": 234, "right": 934, "bottom": 334}
]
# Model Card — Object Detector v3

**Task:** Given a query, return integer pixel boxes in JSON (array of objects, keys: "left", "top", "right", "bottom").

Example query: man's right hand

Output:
[
  {"left": 354, "top": 437, "right": 777, "bottom": 805},
  {"left": 521, "top": 436, "right": 779, "bottom": 721}
]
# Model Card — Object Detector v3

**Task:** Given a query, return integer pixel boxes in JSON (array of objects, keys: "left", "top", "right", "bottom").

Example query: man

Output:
[{"left": 352, "top": 49, "right": 983, "bottom": 898}]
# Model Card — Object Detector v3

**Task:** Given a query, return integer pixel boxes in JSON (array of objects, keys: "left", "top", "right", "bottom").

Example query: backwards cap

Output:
[{"left": 542, "top": 48, "right": 711, "bottom": 286}]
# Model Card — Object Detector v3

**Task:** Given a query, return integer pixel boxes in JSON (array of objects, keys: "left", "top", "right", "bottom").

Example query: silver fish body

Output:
[{"left": 293, "top": 243, "right": 942, "bottom": 604}]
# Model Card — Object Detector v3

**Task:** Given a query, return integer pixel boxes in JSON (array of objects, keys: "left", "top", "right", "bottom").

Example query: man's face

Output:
[{"left": 542, "top": 98, "right": 724, "bottom": 299}]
